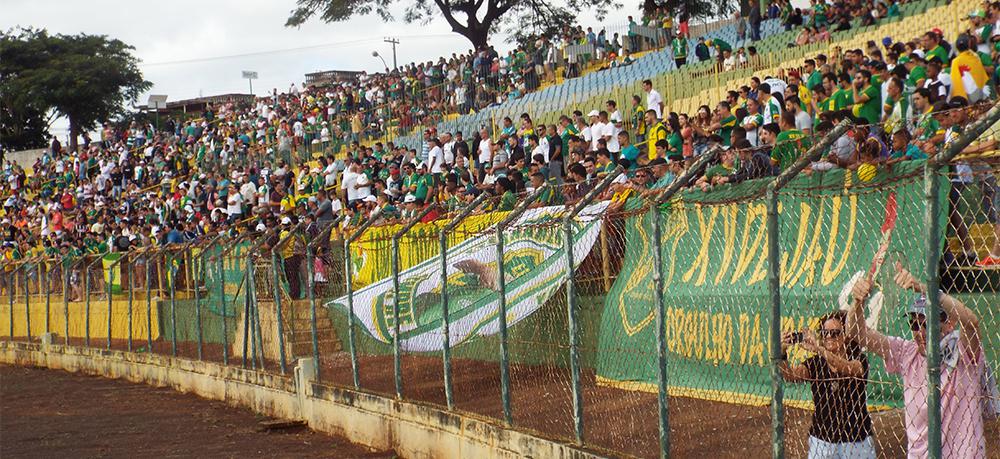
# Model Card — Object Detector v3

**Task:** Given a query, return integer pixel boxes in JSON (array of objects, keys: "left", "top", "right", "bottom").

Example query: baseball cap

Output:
[
  {"left": 587, "top": 110, "right": 600, "bottom": 117},
  {"left": 362, "top": 195, "right": 377, "bottom": 203},
  {"left": 403, "top": 194, "right": 417, "bottom": 203},
  {"left": 906, "top": 292, "right": 948, "bottom": 320},
  {"left": 969, "top": 9, "right": 986, "bottom": 18},
  {"left": 897, "top": 56, "right": 911, "bottom": 65},
  {"left": 281, "top": 216, "right": 292, "bottom": 225},
  {"left": 882, "top": 36, "right": 893, "bottom": 47},
  {"left": 649, "top": 158, "right": 668, "bottom": 167}
]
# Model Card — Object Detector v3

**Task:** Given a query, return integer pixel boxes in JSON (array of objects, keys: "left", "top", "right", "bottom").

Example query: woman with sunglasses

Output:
[{"left": 779, "top": 310, "right": 875, "bottom": 458}]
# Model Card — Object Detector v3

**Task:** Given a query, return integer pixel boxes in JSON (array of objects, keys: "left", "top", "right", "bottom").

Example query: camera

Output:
[{"left": 790, "top": 332, "right": 804, "bottom": 344}]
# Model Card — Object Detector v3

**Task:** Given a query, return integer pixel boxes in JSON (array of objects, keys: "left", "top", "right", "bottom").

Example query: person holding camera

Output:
[{"left": 779, "top": 310, "right": 875, "bottom": 458}]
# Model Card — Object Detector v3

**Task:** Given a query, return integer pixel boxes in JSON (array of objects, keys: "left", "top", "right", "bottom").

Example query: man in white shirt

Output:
[
  {"left": 643, "top": 79, "right": 664, "bottom": 120},
  {"left": 599, "top": 111, "right": 620, "bottom": 152},
  {"left": 442, "top": 132, "right": 456, "bottom": 166},
  {"left": 477, "top": 128, "right": 493, "bottom": 178},
  {"left": 606, "top": 100, "right": 623, "bottom": 138},
  {"left": 427, "top": 137, "right": 445, "bottom": 174},
  {"left": 528, "top": 134, "right": 549, "bottom": 162},
  {"left": 341, "top": 160, "right": 364, "bottom": 204},
  {"left": 587, "top": 110, "right": 605, "bottom": 151}
]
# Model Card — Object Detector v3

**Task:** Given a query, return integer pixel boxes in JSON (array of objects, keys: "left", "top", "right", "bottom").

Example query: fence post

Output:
[
  {"left": 439, "top": 192, "right": 493, "bottom": 410},
  {"left": 765, "top": 120, "right": 850, "bottom": 459},
  {"left": 921, "top": 101, "right": 1000, "bottom": 457},
  {"left": 306, "top": 216, "right": 344, "bottom": 382},
  {"left": 44, "top": 261, "right": 51, "bottom": 335},
  {"left": 272, "top": 223, "right": 307, "bottom": 375},
  {"left": 651, "top": 148, "right": 723, "bottom": 458},
  {"left": 9, "top": 265, "right": 17, "bottom": 339},
  {"left": 345, "top": 215, "right": 379, "bottom": 389},
  {"left": 145, "top": 251, "right": 155, "bottom": 353},
  {"left": 126, "top": 253, "right": 134, "bottom": 352},
  {"left": 217, "top": 247, "right": 228, "bottom": 365},
  {"left": 64, "top": 259, "right": 72, "bottom": 346},
  {"left": 391, "top": 204, "right": 440, "bottom": 400},
  {"left": 167, "top": 250, "right": 179, "bottom": 356},
  {"left": 564, "top": 168, "right": 624, "bottom": 444},
  {"left": 243, "top": 252, "right": 254, "bottom": 369},
  {"left": 23, "top": 265, "right": 30, "bottom": 342},
  {"left": 495, "top": 185, "right": 550, "bottom": 426},
  {"left": 193, "top": 247, "right": 203, "bottom": 360}
]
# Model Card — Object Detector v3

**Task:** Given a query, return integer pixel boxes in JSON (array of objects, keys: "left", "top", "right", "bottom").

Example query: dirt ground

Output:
[
  {"left": 0, "top": 365, "right": 391, "bottom": 459},
  {"left": 319, "top": 353, "right": 998, "bottom": 459},
  {"left": 5, "top": 337, "right": 997, "bottom": 458}
]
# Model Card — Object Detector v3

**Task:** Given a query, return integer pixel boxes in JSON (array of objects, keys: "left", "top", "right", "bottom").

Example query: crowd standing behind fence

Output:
[{"left": 2, "top": 0, "right": 1000, "bottom": 458}]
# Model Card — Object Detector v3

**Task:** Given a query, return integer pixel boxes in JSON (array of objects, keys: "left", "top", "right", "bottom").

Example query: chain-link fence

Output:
[{"left": 4, "top": 113, "right": 1000, "bottom": 458}]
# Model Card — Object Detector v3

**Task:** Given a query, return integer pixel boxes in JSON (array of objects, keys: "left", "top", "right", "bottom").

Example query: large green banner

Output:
[{"left": 596, "top": 161, "right": 948, "bottom": 409}]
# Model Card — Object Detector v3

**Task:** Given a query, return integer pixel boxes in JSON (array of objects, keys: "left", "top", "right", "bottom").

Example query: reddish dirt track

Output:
[
  {"left": 0, "top": 365, "right": 391, "bottom": 459},
  {"left": 5, "top": 338, "right": 997, "bottom": 458}
]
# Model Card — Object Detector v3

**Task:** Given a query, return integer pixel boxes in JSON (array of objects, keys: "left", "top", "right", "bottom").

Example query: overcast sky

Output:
[{"left": 5, "top": 0, "right": 657, "bottom": 139}]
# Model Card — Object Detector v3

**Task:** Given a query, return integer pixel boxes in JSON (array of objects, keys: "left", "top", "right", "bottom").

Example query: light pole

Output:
[
  {"left": 242, "top": 70, "right": 258, "bottom": 95},
  {"left": 383, "top": 37, "right": 399, "bottom": 71},
  {"left": 372, "top": 51, "right": 389, "bottom": 72}
]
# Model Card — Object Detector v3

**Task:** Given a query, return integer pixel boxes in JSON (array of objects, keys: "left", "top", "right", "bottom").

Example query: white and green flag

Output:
[{"left": 326, "top": 202, "right": 609, "bottom": 352}]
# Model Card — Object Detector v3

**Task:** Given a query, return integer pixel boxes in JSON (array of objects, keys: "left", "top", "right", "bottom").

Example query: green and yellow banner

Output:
[{"left": 596, "top": 161, "right": 949, "bottom": 409}]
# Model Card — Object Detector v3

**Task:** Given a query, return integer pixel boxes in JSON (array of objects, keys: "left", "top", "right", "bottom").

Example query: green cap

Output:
[
  {"left": 898, "top": 56, "right": 911, "bottom": 64},
  {"left": 969, "top": 9, "right": 986, "bottom": 18}
]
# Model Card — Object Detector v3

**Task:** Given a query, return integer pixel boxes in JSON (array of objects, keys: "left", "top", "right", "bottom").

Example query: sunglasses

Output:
[{"left": 819, "top": 329, "right": 843, "bottom": 338}]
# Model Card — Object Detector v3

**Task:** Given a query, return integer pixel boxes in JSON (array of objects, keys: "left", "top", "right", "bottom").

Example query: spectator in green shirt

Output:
[
  {"left": 770, "top": 112, "right": 812, "bottom": 172},
  {"left": 494, "top": 177, "right": 517, "bottom": 211},
  {"left": 618, "top": 131, "right": 641, "bottom": 168},
  {"left": 671, "top": 32, "right": 688, "bottom": 68},
  {"left": 695, "top": 147, "right": 737, "bottom": 191},
  {"left": 922, "top": 31, "right": 949, "bottom": 66},
  {"left": 851, "top": 69, "right": 881, "bottom": 125},
  {"left": 804, "top": 58, "right": 822, "bottom": 91}
]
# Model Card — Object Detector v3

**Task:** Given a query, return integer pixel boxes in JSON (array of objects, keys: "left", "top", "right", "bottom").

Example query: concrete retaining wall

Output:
[{"left": 0, "top": 342, "right": 606, "bottom": 459}]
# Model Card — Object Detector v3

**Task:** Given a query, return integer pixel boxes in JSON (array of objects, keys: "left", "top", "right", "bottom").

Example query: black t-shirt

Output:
[{"left": 803, "top": 351, "right": 873, "bottom": 443}]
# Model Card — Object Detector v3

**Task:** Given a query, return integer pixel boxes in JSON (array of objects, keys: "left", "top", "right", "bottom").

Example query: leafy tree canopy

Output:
[
  {"left": 286, "top": 0, "right": 623, "bottom": 51},
  {"left": 0, "top": 28, "right": 151, "bottom": 152}
]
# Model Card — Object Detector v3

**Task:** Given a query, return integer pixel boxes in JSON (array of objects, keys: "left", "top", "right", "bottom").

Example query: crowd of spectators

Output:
[{"left": 3, "top": 0, "right": 1000, "bottom": 297}]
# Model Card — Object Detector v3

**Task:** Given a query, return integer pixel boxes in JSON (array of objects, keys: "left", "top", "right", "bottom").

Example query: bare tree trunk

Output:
[{"left": 68, "top": 117, "right": 78, "bottom": 153}]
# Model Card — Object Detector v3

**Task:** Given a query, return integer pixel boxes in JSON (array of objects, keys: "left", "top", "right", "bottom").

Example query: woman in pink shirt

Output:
[{"left": 848, "top": 264, "right": 986, "bottom": 458}]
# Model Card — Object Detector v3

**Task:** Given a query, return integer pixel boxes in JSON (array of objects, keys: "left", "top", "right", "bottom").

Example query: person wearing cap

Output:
[
  {"left": 400, "top": 193, "right": 419, "bottom": 220},
  {"left": 949, "top": 34, "right": 990, "bottom": 103},
  {"left": 847, "top": 263, "right": 986, "bottom": 458}
]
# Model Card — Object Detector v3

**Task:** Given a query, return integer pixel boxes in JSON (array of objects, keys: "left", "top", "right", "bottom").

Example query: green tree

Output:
[
  {"left": 0, "top": 28, "right": 151, "bottom": 152},
  {"left": 285, "top": 0, "right": 622, "bottom": 51},
  {"left": 640, "top": 0, "right": 737, "bottom": 23}
]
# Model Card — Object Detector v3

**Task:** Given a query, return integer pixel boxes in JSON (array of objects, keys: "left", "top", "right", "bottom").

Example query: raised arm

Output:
[{"left": 846, "top": 277, "right": 892, "bottom": 359}]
